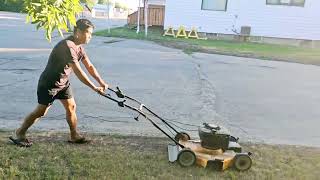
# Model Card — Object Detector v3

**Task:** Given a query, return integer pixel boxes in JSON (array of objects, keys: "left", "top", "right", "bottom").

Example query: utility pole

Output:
[
  {"left": 107, "top": 0, "right": 111, "bottom": 33},
  {"left": 136, "top": 0, "right": 140, "bottom": 34},
  {"left": 144, "top": 0, "right": 148, "bottom": 37}
]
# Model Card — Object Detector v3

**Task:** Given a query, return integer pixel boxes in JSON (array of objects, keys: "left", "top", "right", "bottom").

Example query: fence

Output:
[{"left": 127, "top": 5, "right": 165, "bottom": 26}]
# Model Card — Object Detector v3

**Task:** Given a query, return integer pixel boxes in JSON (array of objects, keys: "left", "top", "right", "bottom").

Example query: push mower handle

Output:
[
  {"left": 102, "top": 87, "right": 186, "bottom": 148},
  {"left": 108, "top": 87, "right": 125, "bottom": 98},
  {"left": 108, "top": 87, "right": 140, "bottom": 104},
  {"left": 99, "top": 91, "right": 126, "bottom": 107}
]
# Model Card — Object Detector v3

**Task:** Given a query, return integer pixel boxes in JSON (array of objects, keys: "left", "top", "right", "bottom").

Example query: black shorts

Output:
[{"left": 37, "top": 85, "right": 73, "bottom": 106}]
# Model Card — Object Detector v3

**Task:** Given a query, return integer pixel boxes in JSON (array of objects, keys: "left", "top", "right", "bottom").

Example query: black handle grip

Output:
[{"left": 115, "top": 86, "right": 125, "bottom": 98}]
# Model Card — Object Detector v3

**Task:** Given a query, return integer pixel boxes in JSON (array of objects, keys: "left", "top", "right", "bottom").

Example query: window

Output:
[
  {"left": 266, "top": 0, "right": 305, "bottom": 7},
  {"left": 202, "top": 0, "right": 228, "bottom": 11}
]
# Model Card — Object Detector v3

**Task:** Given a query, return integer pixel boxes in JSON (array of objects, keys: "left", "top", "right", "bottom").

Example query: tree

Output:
[
  {"left": 114, "top": 2, "right": 120, "bottom": 8},
  {"left": 0, "top": 0, "right": 24, "bottom": 12},
  {"left": 98, "top": 0, "right": 114, "bottom": 5},
  {"left": 120, "top": 4, "right": 128, "bottom": 10},
  {"left": 114, "top": 1, "right": 128, "bottom": 10},
  {"left": 24, "top": 0, "right": 95, "bottom": 42}
]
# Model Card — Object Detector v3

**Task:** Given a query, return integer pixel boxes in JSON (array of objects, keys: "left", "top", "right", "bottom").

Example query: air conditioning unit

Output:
[{"left": 240, "top": 26, "right": 251, "bottom": 36}]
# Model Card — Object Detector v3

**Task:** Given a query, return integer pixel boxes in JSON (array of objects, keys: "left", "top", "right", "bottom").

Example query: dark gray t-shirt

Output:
[{"left": 38, "top": 36, "right": 87, "bottom": 93}]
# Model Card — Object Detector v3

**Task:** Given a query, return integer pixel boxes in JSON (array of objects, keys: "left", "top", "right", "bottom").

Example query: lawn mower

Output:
[{"left": 101, "top": 87, "right": 252, "bottom": 171}]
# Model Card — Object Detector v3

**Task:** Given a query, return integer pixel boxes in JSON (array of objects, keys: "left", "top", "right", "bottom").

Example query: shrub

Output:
[{"left": 0, "top": 0, "right": 25, "bottom": 12}]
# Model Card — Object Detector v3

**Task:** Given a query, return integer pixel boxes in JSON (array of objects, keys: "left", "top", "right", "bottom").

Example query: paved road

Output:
[{"left": 1, "top": 11, "right": 320, "bottom": 147}]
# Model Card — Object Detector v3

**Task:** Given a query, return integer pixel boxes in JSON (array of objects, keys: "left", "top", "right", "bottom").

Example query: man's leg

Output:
[
  {"left": 59, "top": 98, "right": 82, "bottom": 141},
  {"left": 16, "top": 104, "right": 51, "bottom": 139}
]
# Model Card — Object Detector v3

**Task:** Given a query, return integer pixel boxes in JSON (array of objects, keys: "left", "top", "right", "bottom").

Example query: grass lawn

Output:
[
  {"left": 95, "top": 26, "right": 320, "bottom": 65},
  {"left": 1, "top": 131, "right": 320, "bottom": 179}
]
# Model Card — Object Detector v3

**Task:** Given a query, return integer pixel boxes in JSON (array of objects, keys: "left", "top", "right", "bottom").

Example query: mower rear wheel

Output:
[
  {"left": 177, "top": 149, "right": 196, "bottom": 167},
  {"left": 174, "top": 132, "right": 191, "bottom": 142},
  {"left": 234, "top": 154, "right": 252, "bottom": 171}
]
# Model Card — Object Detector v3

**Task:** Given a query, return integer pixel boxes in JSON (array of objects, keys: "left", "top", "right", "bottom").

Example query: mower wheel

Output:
[
  {"left": 174, "top": 132, "right": 191, "bottom": 142},
  {"left": 177, "top": 149, "right": 196, "bottom": 167},
  {"left": 234, "top": 154, "right": 252, "bottom": 171}
]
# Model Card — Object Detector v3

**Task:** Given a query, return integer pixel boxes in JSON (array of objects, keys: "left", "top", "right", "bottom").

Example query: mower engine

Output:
[{"left": 198, "top": 123, "right": 242, "bottom": 152}]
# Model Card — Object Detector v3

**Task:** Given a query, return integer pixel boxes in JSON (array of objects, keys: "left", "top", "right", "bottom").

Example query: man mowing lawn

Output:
[{"left": 9, "top": 19, "right": 108, "bottom": 147}]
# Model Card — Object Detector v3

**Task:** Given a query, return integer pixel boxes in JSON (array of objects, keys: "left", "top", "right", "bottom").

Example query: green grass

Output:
[
  {"left": 95, "top": 26, "right": 320, "bottom": 65},
  {"left": 1, "top": 131, "right": 320, "bottom": 179}
]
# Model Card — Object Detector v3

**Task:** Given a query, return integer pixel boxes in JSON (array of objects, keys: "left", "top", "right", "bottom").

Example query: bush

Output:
[{"left": 0, "top": 0, "right": 25, "bottom": 12}]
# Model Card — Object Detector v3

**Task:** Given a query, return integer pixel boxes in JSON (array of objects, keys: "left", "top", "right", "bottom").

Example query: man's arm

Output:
[
  {"left": 82, "top": 56, "right": 108, "bottom": 89},
  {"left": 69, "top": 61, "right": 101, "bottom": 92}
]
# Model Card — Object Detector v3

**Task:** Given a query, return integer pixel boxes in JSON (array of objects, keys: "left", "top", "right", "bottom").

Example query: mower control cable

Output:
[
  {"left": 100, "top": 90, "right": 186, "bottom": 148},
  {"left": 108, "top": 87, "right": 182, "bottom": 135}
]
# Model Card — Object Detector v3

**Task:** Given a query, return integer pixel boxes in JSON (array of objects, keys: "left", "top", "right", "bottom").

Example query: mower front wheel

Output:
[
  {"left": 177, "top": 149, "right": 196, "bottom": 167},
  {"left": 233, "top": 154, "right": 252, "bottom": 171},
  {"left": 174, "top": 132, "right": 191, "bottom": 142}
]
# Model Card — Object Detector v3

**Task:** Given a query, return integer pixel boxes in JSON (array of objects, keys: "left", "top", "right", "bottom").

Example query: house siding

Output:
[
  {"left": 164, "top": 0, "right": 320, "bottom": 40},
  {"left": 148, "top": 0, "right": 166, "bottom": 6}
]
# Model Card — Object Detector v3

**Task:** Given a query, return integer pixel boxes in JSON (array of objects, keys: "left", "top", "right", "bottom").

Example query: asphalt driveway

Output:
[{"left": 1, "top": 11, "right": 320, "bottom": 147}]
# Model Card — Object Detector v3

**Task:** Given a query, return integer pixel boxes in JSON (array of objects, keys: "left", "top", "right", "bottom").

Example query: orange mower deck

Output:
[{"left": 168, "top": 137, "right": 252, "bottom": 171}]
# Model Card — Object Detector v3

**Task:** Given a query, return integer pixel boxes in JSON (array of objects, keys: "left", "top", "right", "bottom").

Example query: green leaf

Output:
[
  {"left": 36, "top": 23, "right": 42, "bottom": 30},
  {"left": 31, "top": 19, "right": 40, "bottom": 24},
  {"left": 31, "top": 3, "right": 41, "bottom": 6},
  {"left": 25, "top": 15, "right": 30, "bottom": 24},
  {"left": 58, "top": 28, "right": 65, "bottom": 38},
  {"left": 25, "top": 0, "right": 84, "bottom": 42}
]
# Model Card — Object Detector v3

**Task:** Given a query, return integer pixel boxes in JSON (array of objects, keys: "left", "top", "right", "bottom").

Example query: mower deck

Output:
[{"left": 179, "top": 140, "right": 236, "bottom": 170}]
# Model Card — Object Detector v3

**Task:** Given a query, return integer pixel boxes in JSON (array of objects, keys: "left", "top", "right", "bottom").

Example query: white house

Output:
[
  {"left": 164, "top": 0, "right": 320, "bottom": 41},
  {"left": 80, "top": 3, "right": 114, "bottom": 18},
  {"left": 81, "top": 2, "right": 128, "bottom": 19},
  {"left": 148, "top": 0, "right": 166, "bottom": 6},
  {"left": 91, "top": 4, "right": 114, "bottom": 17}
]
